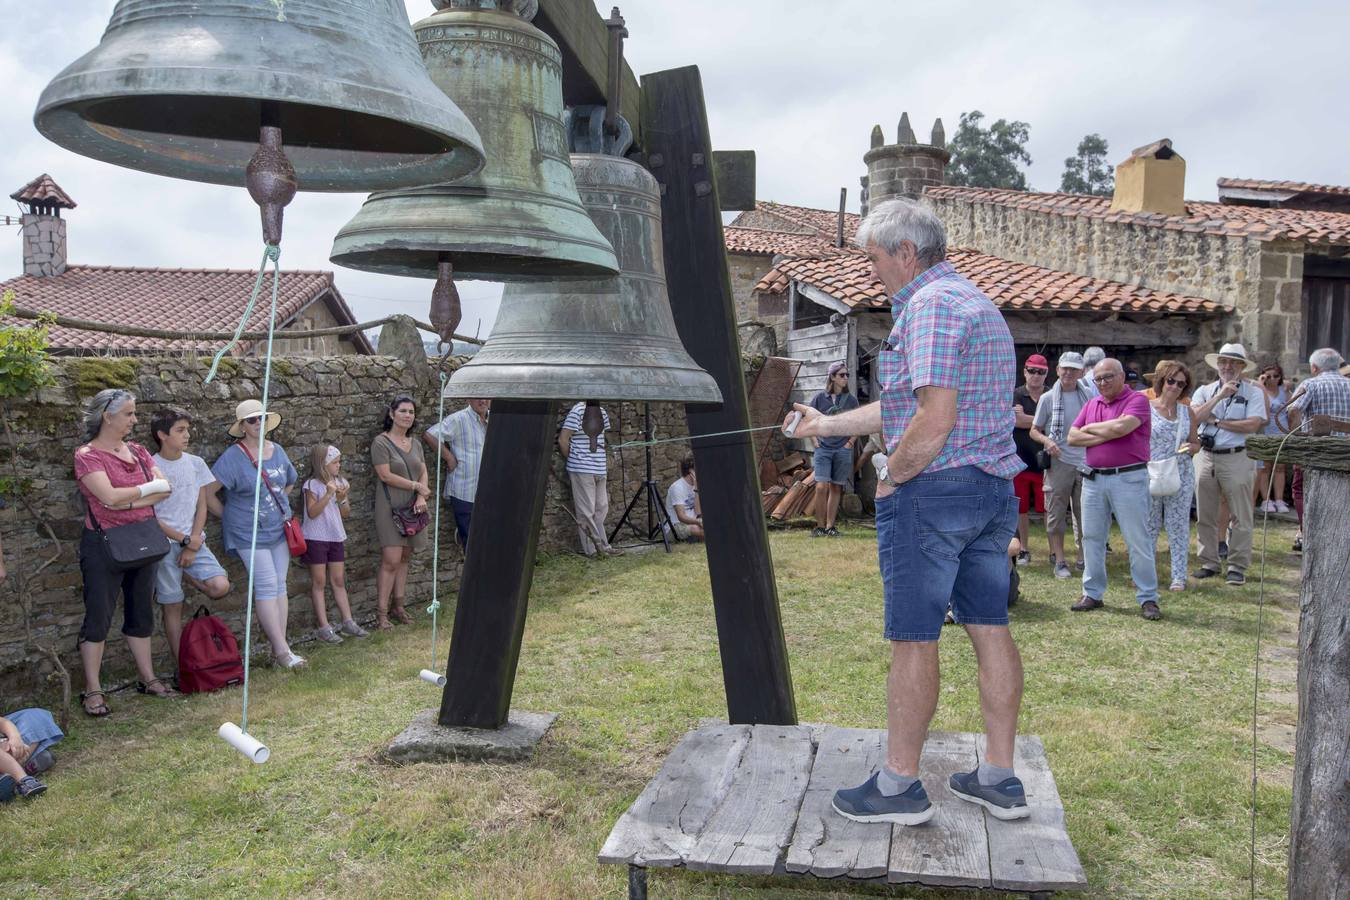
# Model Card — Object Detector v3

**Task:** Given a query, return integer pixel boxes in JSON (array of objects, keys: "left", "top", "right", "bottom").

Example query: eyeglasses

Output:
[
  {"left": 1094, "top": 373, "right": 1120, "bottom": 384},
  {"left": 1024, "top": 368, "right": 1048, "bottom": 376},
  {"left": 1164, "top": 377, "right": 1187, "bottom": 387},
  {"left": 242, "top": 415, "right": 263, "bottom": 425}
]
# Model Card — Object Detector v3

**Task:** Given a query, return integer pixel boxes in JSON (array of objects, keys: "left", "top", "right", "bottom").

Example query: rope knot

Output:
[
  {"left": 264, "top": 244, "right": 281, "bottom": 262},
  {"left": 426, "top": 599, "right": 441, "bottom": 615}
]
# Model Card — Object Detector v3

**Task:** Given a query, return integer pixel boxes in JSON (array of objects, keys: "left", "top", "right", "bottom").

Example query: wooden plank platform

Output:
[{"left": 600, "top": 724, "right": 1087, "bottom": 894}]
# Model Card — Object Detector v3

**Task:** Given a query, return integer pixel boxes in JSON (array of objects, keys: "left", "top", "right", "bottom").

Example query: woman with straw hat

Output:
[{"left": 211, "top": 399, "right": 304, "bottom": 669}]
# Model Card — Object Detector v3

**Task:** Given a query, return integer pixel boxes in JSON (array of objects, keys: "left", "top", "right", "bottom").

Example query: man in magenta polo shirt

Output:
[{"left": 1066, "top": 358, "right": 1161, "bottom": 620}]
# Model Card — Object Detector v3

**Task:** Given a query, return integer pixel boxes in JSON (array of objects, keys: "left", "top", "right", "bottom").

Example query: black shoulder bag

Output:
[{"left": 86, "top": 450, "right": 172, "bottom": 572}]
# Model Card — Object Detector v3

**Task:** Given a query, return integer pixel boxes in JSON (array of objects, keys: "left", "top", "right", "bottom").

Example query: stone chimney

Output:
[
  {"left": 10, "top": 174, "right": 76, "bottom": 277},
  {"left": 860, "top": 113, "right": 950, "bottom": 216},
  {"left": 1109, "top": 139, "right": 1186, "bottom": 217}
]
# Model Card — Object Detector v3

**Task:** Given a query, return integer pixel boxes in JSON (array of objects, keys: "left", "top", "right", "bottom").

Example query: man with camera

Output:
[{"left": 1191, "top": 343, "right": 1268, "bottom": 585}]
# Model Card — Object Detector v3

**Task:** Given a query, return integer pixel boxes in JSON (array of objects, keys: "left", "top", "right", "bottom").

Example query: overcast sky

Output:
[{"left": 2, "top": 1, "right": 1346, "bottom": 337}]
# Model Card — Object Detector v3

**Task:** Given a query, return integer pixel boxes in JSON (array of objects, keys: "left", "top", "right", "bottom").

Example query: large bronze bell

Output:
[
  {"left": 34, "top": 0, "right": 485, "bottom": 192},
  {"left": 444, "top": 154, "right": 722, "bottom": 404},
  {"left": 329, "top": 0, "right": 618, "bottom": 282}
]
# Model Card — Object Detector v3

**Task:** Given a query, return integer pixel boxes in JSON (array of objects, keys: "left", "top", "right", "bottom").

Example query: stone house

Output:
[{"left": 0, "top": 174, "right": 374, "bottom": 356}]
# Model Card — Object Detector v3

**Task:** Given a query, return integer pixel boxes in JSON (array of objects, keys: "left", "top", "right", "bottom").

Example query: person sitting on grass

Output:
[
  {"left": 0, "top": 707, "right": 63, "bottom": 801},
  {"left": 150, "top": 407, "right": 231, "bottom": 674},
  {"left": 663, "top": 455, "right": 704, "bottom": 542},
  {"left": 301, "top": 444, "right": 365, "bottom": 642}
]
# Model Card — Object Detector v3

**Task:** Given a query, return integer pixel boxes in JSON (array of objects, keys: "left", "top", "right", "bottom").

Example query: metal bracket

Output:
[{"left": 565, "top": 106, "right": 633, "bottom": 156}]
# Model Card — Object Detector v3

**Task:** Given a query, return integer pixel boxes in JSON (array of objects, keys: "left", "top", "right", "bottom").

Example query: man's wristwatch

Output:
[{"left": 179, "top": 535, "right": 192, "bottom": 548}]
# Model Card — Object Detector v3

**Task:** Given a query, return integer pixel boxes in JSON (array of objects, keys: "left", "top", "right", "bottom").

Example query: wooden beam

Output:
[
  {"left": 711, "top": 151, "right": 756, "bottom": 211},
  {"left": 536, "top": 0, "right": 641, "bottom": 144},
  {"left": 641, "top": 64, "right": 796, "bottom": 725},
  {"left": 1003, "top": 315, "right": 1198, "bottom": 347},
  {"left": 438, "top": 400, "right": 556, "bottom": 729}
]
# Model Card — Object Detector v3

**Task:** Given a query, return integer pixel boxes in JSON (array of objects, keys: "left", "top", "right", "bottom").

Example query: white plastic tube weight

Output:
[
  {"left": 219, "top": 722, "right": 270, "bottom": 764},
  {"left": 419, "top": 669, "right": 447, "bottom": 687},
  {"left": 783, "top": 411, "right": 802, "bottom": 437}
]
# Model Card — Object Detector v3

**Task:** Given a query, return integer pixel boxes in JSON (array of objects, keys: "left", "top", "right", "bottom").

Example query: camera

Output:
[{"left": 1199, "top": 431, "right": 1216, "bottom": 451}]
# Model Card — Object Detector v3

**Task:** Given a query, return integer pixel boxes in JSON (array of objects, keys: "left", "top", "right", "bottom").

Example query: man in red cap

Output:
[{"left": 1011, "top": 354, "right": 1050, "bottom": 564}]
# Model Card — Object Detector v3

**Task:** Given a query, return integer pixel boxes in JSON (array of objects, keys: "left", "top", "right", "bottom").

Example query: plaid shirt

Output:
[
  {"left": 879, "top": 261, "right": 1022, "bottom": 478},
  {"left": 425, "top": 405, "right": 489, "bottom": 501},
  {"left": 1287, "top": 371, "right": 1350, "bottom": 434}
]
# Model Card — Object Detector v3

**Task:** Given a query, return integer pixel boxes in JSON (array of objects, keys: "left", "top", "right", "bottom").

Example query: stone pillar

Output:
[
  {"left": 863, "top": 112, "right": 950, "bottom": 208},
  {"left": 20, "top": 212, "right": 67, "bottom": 276}
]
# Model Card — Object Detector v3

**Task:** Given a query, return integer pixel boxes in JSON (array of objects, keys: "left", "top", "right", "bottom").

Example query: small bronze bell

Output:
[
  {"left": 444, "top": 154, "right": 722, "bottom": 404},
  {"left": 34, "top": 0, "right": 485, "bottom": 192}
]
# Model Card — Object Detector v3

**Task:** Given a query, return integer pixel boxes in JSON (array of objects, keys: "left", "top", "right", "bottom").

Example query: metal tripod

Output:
[{"left": 609, "top": 403, "right": 679, "bottom": 552}]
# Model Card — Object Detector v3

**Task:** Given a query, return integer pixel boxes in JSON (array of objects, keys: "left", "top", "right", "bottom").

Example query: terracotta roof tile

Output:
[
  {"left": 0, "top": 265, "right": 371, "bottom": 354},
  {"left": 1217, "top": 177, "right": 1350, "bottom": 197},
  {"left": 925, "top": 184, "right": 1350, "bottom": 247},
  {"left": 10, "top": 174, "right": 76, "bottom": 209},
  {"left": 753, "top": 248, "right": 1222, "bottom": 316},
  {"left": 724, "top": 225, "right": 849, "bottom": 257}
]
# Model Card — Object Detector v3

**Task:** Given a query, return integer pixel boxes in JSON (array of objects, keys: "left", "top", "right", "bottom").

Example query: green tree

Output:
[
  {"left": 945, "top": 111, "right": 1032, "bottom": 190},
  {"left": 1060, "top": 133, "right": 1114, "bottom": 196}
]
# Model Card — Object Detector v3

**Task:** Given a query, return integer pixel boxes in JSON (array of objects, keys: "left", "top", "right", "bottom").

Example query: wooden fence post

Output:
[{"left": 1248, "top": 435, "right": 1350, "bottom": 897}]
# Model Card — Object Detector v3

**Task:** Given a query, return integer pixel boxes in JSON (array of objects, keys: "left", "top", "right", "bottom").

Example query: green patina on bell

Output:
[
  {"left": 329, "top": 0, "right": 618, "bottom": 282},
  {"left": 34, "top": 0, "right": 486, "bottom": 192}
]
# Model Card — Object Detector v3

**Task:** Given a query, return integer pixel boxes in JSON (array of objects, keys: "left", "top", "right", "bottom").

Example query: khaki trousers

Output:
[
  {"left": 1042, "top": 459, "right": 1084, "bottom": 555},
  {"left": 1196, "top": 448, "right": 1255, "bottom": 573},
  {"left": 569, "top": 472, "right": 612, "bottom": 555}
]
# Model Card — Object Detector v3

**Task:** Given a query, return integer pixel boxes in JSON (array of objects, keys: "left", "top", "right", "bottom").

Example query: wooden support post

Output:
[
  {"left": 438, "top": 400, "right": 556, "bottom": 729},
  {"left": 639, "top": 65, "right": 797, "bottom": 725},
  {"left": 1247, "top": 436, "right": 1350, "bottom": 896}
]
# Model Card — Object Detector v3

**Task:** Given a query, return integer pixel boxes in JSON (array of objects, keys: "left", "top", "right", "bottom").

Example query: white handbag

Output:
[{"left": 1148, "top": 410, "right": 1186, "bottom": 497}]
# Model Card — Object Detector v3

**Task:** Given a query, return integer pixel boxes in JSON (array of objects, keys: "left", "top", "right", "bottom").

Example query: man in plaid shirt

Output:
[
  {"left": 1286, "top": 347, "right": 1350, "bottom": 535},
  {"left": 787, "top": 198, "right": 1028, "bottom": 827}
]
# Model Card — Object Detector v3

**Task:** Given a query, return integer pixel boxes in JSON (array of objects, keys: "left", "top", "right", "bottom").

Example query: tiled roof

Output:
[
  {"left": 0, "top": 265, "right": 372, "bottom": 354},
  {"left": 753, "top": 248, "right": 1222, "bottom": 316},
  {"left": 724, "top": 225, "right": 848, "bottom": 257},
  {"left": 10, "top": 174, "right": 76, "bottom": 209},
  {"left": 925, "top": 184, "right": 1350, "bottom": 247},
  {"left": 1217, "top": 177, "right": 1350, "bottom": 198},
  {"left": 751, "top": 201, "right": 862, "bottom": 240}
]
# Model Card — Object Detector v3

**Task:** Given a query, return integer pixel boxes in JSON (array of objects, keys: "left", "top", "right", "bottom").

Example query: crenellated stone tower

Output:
[{"left": 859, "top": 113, "right": 949, "bottom": 217}]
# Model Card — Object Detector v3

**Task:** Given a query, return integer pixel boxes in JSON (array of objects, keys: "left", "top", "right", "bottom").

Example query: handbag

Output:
[
  {"left": 238, "top": 441, "right": 308, "bottom": 557},
  {"left": 85, "top": 451, "right": 172, "bottom": 572},
  {"left": 380, "top": 434, "right": 430, "bottom": 537},
  {"left": 1148, "top": 409, "right": 1187, "bottom": 498}
]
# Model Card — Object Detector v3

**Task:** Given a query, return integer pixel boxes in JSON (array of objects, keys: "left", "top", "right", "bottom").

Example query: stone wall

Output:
[
  {"left": 928, "top": 195, "right": 1308, "bottom": 373},
  {"left": 0, "top": 353, "right": 759, "bottom": 704},
  {"left": 21, "top": 213, "right": 67, "bottom": 277}
]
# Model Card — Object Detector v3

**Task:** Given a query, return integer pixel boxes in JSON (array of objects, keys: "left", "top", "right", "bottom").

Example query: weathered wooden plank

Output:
[
  {"left": 786, "top": 320, "right": 847, "bottom": 340},
  {"left": 535, "top": 0, "right": 641, "bottom": 140},
  {"left": 711, "top": 150, "right": 756, "bottom": 211},
  {"left": 786, "top": 727, "right": 890, "bottom": 878},
  {"left": 685, "top": 725, "right": 815, "bottom": 874},
  {"left": 977, "top": 734, "right": 1087, "bottom": 892},
  {"left": 785, "top": 335, "right": 850, "bottom": 358},
  {"left": 1004, "top": 315, "right": 1197, "bottom": 347},
  {"left": 888, "top": 731, "right": 991, "bottom": 888},
  {"left": 599, "top": 724, "right": 751, "bottom": 868}
]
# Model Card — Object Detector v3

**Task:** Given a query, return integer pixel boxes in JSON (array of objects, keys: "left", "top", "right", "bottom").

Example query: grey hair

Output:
[
  {"left": 855, "top": 198, "right": 948, "bottom": 265},
  {"left": 1309, "top": 347, "right": 1344, "bottom": 373},
  {"left": 81, "top": 388, "right": 135, "bottom": 442},
  {"left": 1082, "top": 346, "right": 1106, "bottom": 367}
]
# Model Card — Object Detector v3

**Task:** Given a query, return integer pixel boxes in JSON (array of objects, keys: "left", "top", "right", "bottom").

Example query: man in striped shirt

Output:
[
  {"left": 423, "top": 398, "right": 490, "bottom": 547},
  {"left": 787, "top": 198, "right": 1029, "bottom": 827},
  {"left": 559, "top": 401, "right": 621, "bottom": 557}
]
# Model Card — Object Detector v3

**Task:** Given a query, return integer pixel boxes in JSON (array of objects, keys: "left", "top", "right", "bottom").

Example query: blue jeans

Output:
[
  {"left": 1080, "top": 468, "right": 1158, "bottom": 605},
  {"left": 449, "top": 495, "right": 474, "bottom": 548},
  {"left": 877, "top": 466, "right": 1018, "bottom": 641}
]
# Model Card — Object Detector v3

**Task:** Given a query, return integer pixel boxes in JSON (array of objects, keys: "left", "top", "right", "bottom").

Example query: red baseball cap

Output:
[{"left": 1025, "top": 354, "right": 1049, "bottom": 369}]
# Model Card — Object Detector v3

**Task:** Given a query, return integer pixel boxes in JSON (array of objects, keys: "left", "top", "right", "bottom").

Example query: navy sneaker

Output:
[
  {"left": 948, "top": 770, "right": 1030, "bottom": 820},
  {"left": 16, "top": 775, "right": 47, "bottom": 798},
  {"left": 831, "top": 773, "right": 935, "bottom": 826},
  {"left": 0, "top": 774, "right": 13, "bottom": 803}
]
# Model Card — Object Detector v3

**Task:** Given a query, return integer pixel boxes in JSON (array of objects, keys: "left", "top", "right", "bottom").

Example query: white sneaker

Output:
[
  {"left": 1260, "top": 500, "right": 1277, "bottom": 513},
  {"left": 1274, "top": 500, "right": 1290, "bottom": 513}
]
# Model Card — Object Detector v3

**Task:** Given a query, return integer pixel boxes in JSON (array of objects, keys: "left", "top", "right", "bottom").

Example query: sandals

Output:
[
  {"left": 80, "top": 690, "right": 111, "bottom": 717},
  {"left": 136, "top": 678, "right": 180, "bottom": 699},
  {"left": 391, "top": 603, "right": 414, "bottom": 625}
]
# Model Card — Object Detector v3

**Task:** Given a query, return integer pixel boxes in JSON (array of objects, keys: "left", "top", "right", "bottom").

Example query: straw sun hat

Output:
[
  {"left": 1203, "top": 342, "right": 1256, "bottom": 374},
  {"left": 227, "top": 399, "right": 281, "bottom": 438}
]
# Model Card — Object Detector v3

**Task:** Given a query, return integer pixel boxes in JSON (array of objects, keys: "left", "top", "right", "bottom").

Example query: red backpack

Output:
[{"left": 178, "top": 606, "right": 245, "bottom": 694}]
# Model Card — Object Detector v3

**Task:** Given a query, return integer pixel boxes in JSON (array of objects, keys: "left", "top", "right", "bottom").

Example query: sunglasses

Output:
[
  {"left": 242, "top": 415, "right": 263, "bottom": 425},
  {"left": 1024, "top": 367, "right": 1048, "bottom": 376},
  {"left": 1164, "top": 377, "right": 1187, "bottom": 387}
]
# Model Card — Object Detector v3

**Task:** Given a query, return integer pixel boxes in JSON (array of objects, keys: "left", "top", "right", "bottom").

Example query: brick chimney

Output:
[
  {"left": 860, "top": 113, "right": 949, "bottom": 216},
  {"left": 10, "top": 174, "right": 76, "bottom": 277},
  {"left": 1109, "top": 139, "right": 1186, "bottom": 217}
]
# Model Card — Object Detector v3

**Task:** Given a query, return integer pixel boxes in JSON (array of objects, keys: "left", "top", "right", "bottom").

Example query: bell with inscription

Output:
[
  {"left": 444, "top": 154, "right": 722, "bottom": 403},
  {"left": 33, "top": 0, "right": 485, "bottom": 193},
  {"left": 330, "top": 0, "right": 618, "bottom": 298}
]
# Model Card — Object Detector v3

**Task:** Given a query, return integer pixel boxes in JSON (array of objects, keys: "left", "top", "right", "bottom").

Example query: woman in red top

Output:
[{"left": 73, "top": 389, "right": 177, "bottom": 716}]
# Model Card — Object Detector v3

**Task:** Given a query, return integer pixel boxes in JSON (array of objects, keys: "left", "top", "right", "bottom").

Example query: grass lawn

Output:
[{"left": 2, "top": 519, "right": 1302, "bottom": 898}]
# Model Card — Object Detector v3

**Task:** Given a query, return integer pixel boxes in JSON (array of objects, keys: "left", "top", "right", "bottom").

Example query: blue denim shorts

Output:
[
  {"left": 154, "top": 543, "right": 228, "bottom": 605},
  {"left": 812, "top": 446, "right": 854, "bottom": 485},
  {"left": 876, "top": 466, "right": 1018, "bottom": 641}
]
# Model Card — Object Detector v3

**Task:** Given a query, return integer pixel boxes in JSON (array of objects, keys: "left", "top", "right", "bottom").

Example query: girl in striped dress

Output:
[
  {"left": 301, "top": 445, "right": 366, "bottom": 642},
  {"left": 1146, "top": 361, "right": 1199, "bottom": 592}
]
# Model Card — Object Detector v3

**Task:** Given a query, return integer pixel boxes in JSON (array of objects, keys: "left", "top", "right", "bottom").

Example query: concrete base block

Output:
[{"left": 386, "top": 709, "right": 558, "bottom": 764}]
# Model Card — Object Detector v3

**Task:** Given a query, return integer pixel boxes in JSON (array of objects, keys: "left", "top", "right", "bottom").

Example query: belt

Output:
[
  {"left": 1202, "top": 446, "right": 1245, "bottom": 455},
  {"left": 1086, "top": 462, "right": 1148, "bottom": 479}
]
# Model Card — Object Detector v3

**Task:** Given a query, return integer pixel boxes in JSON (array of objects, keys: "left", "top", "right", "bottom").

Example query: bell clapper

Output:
[
  {"left": 245, "top": 102, "right": 297, "bottom": 247},
  {"left": 582, "top": 400, "right": 605, "bottom": 452},
  {"left": 430, "top": 254, "right": 463, "bottom": 347}
]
